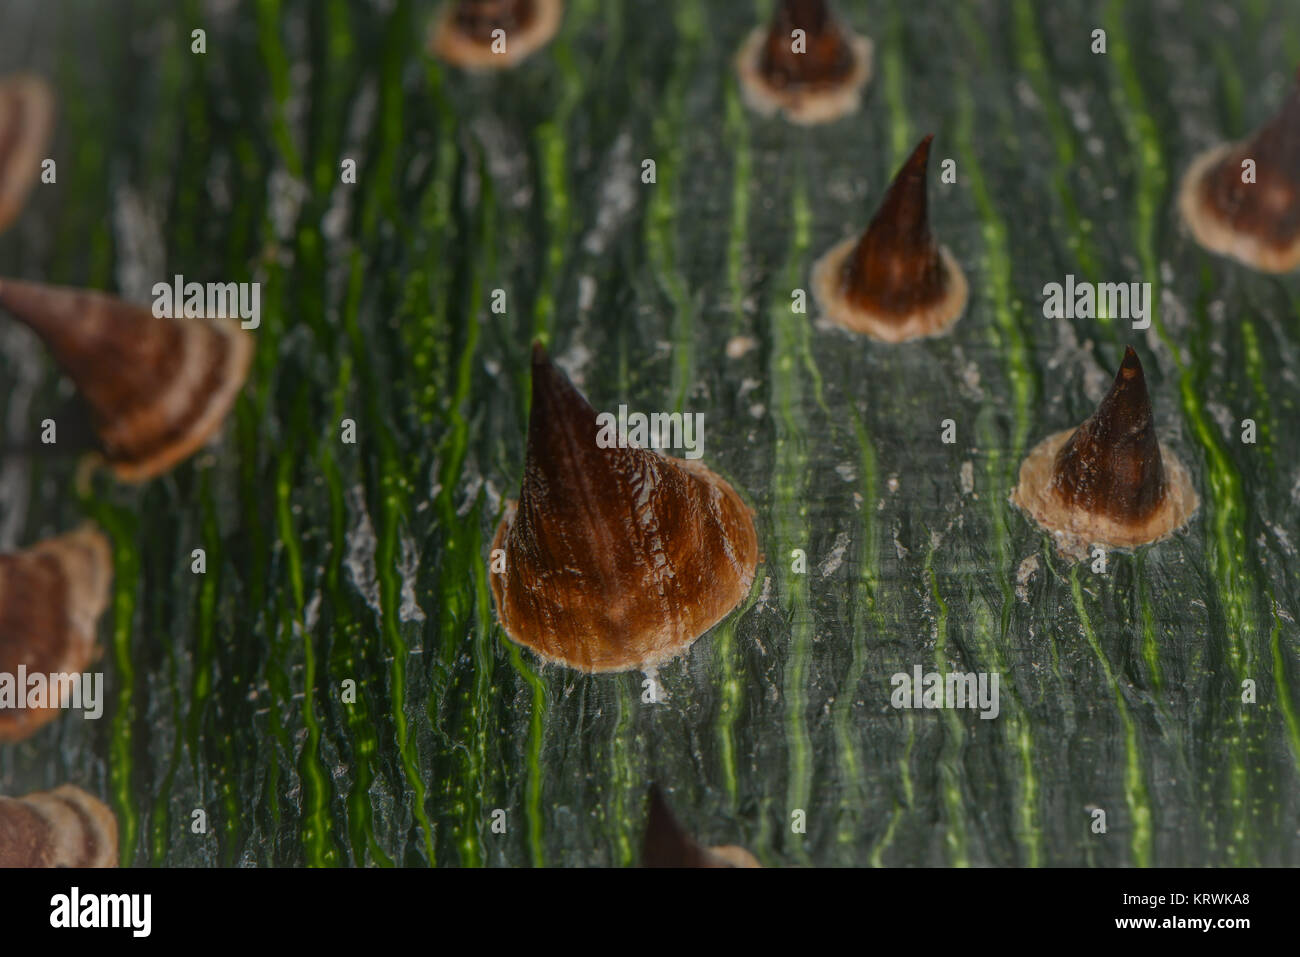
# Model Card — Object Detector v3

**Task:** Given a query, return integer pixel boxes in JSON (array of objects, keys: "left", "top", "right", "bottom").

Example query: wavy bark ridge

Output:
[{"left": 490, "top": 344, "right": 759, "bottom": 674}]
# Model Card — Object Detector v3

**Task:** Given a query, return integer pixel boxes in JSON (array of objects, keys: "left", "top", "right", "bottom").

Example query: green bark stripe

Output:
[
  {"left": 1269, "top": 591, "right": 1300, "bottom": 774},
  {"left": 529, "top": 0, "right": 586, "bottom": 347},
  {"left": 715, "top": 78, "right": 751, "bottom": 802},
  {"left": 773, "top": 172, "right": 813, "bottom": 862},
  {"left": 275, "top": 453, "right": 338, "bottom": 865},
  {"left": 834, "top": 409, "right": 877, "bottom": 855},
  {"left": 608, "top": 682, "right": 638, "bottom": 867},
  {"left": 715, "top": 575, "right": 765, "bottom": 811},
  {"left": 882, "top": 5, "right": 912, "bottom": 166},
  {"left": 1135, "top": 554, "right": 1164, "bottom": 693},
  {"left": 1071, "top": 568, "right": 1153, "bottom": 866},
  {"left": 432, "top": 132, "right": 494, "bottom": 869},
  {"left": 531, "top": 123, "right": 569, "bottom": 347},
  {"left": 724, "top": 77, "right": 751, "bottom": 337},
  {"left": 255, "top": 0, "right": 304, "bottom": 179},
  {"left": 339, "top": 242, "right": 436, "bottom": 864},
  {"left": 374, "top": 453, "right": 434, "bottom": 862},
  {"left": 1239, "top": 321, "right": 1273, "bottom": 467},
  {"left": 1011, "top": 0, "right": 1102, "bottom": 282},
  {"left": 195, "top": 477, "right": 242, "bottom": 861},
  {"left": 647, "top": 0, "right": 704, "bottom": 412},
  {"left": 953, "top": 91, "right": 1035, "bottom": 460},
  {"left": 77, "top": 498, "right": 140, "bottom": 867},
  {"left": 330, "top": 254, "right": 389, "bottom": 867},
  {"left": 444, "top": 503, "right": 494, "bottom": 868},
  {"left": 508, "top": 643, "right": 547, "bottom": 867},
  {"left": 972, "top": 594, "right": 1043, "bottom": 867},
  {"left": 361, "top": 0, "right": 411, "bottom": 242},
  {"left": 320, "top": 429, "right": 391, "bottom": 866},
  {"left": 925, "top": 548, "right": 970, "bottom": 867},
  {"left": 953, "top": 5, "right": 1043, "bottom": 866}
]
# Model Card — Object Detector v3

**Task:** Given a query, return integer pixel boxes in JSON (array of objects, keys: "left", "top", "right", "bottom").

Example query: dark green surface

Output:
[{"left": 1, "top": 0, "right": 1299, "bottom": 866}]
